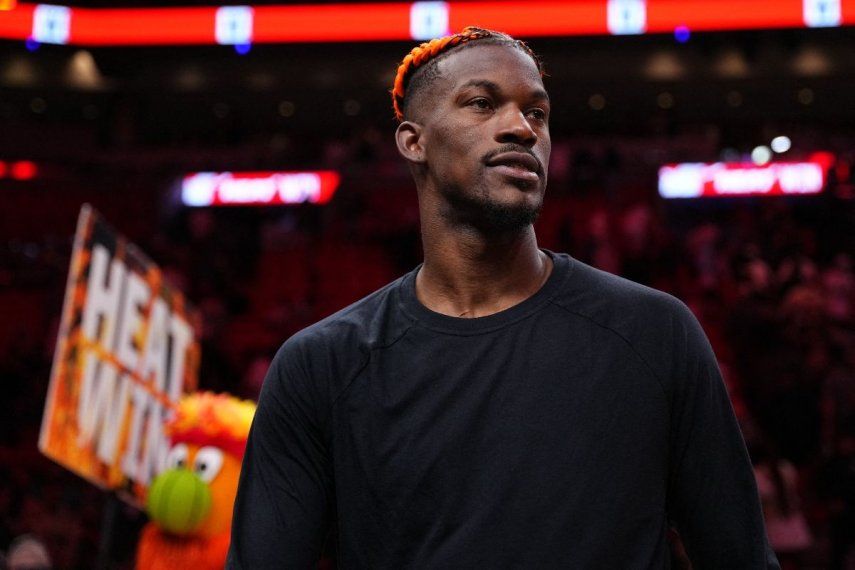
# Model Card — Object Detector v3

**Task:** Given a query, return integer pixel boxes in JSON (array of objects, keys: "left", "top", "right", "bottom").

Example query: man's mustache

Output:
[{"left": 482, "top": 143, "right": 544, "bottom": 174}]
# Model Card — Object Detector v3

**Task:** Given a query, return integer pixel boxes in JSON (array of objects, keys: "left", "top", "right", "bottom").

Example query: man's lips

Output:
[
  {"left": 486, "top": 151, "right": 540, "bottom": 173},
  {"left": 485, "top": 151, "right": 541, "bottom": 183}
]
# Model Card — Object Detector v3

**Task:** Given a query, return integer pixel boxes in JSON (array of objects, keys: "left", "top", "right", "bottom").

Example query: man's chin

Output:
[
  {"left": 482, "top": 195, "right": 544, "bottom": 230},
  {"left": 443, "top": 193, "right": 542, "bottom": 233}
]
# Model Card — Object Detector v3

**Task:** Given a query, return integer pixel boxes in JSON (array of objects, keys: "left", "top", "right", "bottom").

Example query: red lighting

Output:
[
  {"left": 450, "top": 2, "right": 605, "bottom": 37},
  {"left": 0, "top": 2, "right": 32, "bottom": 38},
  {"left": 646, "top": 0, "right": 804, "bottom": 33},
  {"left": 254, "top": 4, "right": 411, "bottom": 43},
  {"left": 808, "top": 151, "right": 836, "bottom": 170},
  {"left": 0, "top": 161, "right": 7, "bottom": 178},
  {"left": 11, "top": 160, "right": 37, "bottom": 180},
  {"left": 71, "top": 7, "right": 216, "bottom": 45}
]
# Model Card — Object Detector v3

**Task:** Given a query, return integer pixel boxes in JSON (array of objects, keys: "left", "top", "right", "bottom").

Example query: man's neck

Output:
[{"left": 416, "top": 220, "right": 552, "bottom": 319}]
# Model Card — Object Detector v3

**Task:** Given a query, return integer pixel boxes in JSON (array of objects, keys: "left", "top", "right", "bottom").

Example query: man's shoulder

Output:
[
  {"left": 551, "top": 255, "right": 707, "bottom": 385},
  {"left": 553, "top": 255, "right": 691, "bottom": 326},
  {"left": 277, "top": 273, "right": 413, "bottom": 365}
]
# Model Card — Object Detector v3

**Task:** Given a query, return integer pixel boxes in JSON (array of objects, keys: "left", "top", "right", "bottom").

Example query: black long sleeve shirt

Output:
[{"left": 228, "top": 251, "right": 780, "bottom": 569}]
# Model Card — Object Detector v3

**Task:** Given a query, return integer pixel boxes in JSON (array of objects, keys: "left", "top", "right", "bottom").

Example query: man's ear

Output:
[{"left": 395, "top": 121, "right": 426, "bottom": 165}]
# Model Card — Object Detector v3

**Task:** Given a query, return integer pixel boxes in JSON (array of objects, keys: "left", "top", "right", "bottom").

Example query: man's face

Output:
[{"left": 418, "top": 43, "right": 551, "bottom": 232}]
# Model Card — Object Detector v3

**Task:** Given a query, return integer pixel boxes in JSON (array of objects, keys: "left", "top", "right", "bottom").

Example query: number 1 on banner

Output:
[
  {"left": 803, "top": 0, "right": 841, "bottom": 27},
  {"left": 216, "top": 6, "right": 253, "bottom": 45},
  {"left": 607, "top": 0, "right": 646, "bottom": 35},
  {"left": 33, "top": 4, "right": 71, "bottom": 45},
  {"left": 410, "top": 1, "right": 449, "bottom": 40}
]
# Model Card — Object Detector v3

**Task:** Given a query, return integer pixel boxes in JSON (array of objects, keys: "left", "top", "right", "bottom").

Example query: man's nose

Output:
[{"left": 495, "top": 107, "right": 538, "bottom": 146}]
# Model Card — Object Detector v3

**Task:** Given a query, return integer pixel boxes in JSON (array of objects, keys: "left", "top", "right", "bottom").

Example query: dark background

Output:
[{"left": 1, "top": 5, "right": 853, "bottom": 568}]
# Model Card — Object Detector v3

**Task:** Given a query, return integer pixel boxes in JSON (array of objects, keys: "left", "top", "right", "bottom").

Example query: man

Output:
[{"left": 229, "top": 27, "right": 779, "bottom": 568}]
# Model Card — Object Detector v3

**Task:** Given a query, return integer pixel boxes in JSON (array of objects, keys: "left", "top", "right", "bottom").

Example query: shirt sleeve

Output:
[
  {"left": 227, "top": 339, "right": 333, "bottom": 569},
  {"left": 666, "top": 304, "right": 780, "bottom": 569}
]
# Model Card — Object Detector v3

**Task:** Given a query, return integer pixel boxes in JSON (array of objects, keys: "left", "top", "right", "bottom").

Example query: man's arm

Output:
[
  {"left": 227, "top": 340, "right": 333, "bottom": 569},
  {"left": 667, "top": 304, "right": 780, "bottom": 569}
]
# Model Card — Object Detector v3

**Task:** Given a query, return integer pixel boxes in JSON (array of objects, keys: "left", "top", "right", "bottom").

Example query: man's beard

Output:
[{"left": 440, "top": 181, "right": 543, "bottom": 234}]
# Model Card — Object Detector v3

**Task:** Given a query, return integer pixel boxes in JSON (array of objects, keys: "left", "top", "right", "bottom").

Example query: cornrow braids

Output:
[{"left": 391, "top": 26, "right": 543, "bottom": 122}]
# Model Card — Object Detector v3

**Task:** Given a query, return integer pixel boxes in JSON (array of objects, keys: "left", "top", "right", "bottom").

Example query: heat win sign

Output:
[{"left": 39, "top": 205, "right": 200, "bottom": 506}]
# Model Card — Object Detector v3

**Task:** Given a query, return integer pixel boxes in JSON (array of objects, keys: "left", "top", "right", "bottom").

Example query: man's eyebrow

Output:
[
  {"left": 531, "top": 88, "right": 550, "bottom": 104},
  {"left": 458, "top": 79, "right": 501, "bottom": 94},
  {"left": 457, "top": 79, "right": 550, "bottom": 103}
]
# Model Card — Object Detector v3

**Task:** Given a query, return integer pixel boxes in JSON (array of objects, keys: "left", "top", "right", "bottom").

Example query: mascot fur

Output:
[{"left": 136, "top": 392, "right": 256, "bottom": 570}]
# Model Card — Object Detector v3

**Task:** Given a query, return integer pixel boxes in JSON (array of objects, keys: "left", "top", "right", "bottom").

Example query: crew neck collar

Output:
[{"left": 396, "top": 249, "right": 572, "bottom": 335}]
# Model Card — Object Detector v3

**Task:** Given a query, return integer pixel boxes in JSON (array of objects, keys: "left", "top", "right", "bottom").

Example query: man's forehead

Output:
[{"left": 437, "top": 43, "right": 545, "bottom": 94}]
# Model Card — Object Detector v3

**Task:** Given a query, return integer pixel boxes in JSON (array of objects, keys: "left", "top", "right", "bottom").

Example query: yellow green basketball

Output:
[{"left": 146, "top": 469, "right": 212, "bottom": 534}]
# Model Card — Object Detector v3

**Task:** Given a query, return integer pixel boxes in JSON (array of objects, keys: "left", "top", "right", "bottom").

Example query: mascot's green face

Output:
[{"left": 146, "top": 446, "right": 213, "bottom": 534}]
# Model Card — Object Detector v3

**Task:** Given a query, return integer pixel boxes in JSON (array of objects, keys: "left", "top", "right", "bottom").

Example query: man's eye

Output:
[
  {"left": 527, "top": 108, "right": 547, "bottom": 121},
  {"left": 469, "top": 98, "right": 492, "bottom": 110}
]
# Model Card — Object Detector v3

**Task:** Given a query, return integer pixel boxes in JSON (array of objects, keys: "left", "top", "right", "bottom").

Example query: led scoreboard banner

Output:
[
  {"left": 1, "top": 0, "right": 853, "bottom": 46},
  {"left": 181, "top": 170, "right": 341, "bottom": 207},
  {"left": 658, "top": 155, "right": 833, "bottom": 199}
]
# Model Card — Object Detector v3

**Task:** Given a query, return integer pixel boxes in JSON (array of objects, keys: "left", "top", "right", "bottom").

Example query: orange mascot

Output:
[{"left": 136, "top": 392, "right": 256, "bottom": 570}]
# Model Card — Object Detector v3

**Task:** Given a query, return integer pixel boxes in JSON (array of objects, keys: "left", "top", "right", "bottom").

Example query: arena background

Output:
[{"left": 1, "top": 0, "right": 854, "bottom": 568}]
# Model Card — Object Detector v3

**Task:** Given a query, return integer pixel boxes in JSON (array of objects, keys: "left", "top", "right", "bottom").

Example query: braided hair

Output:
[{"left": 391, "top": 26, "right": 543, "bottom": 122}]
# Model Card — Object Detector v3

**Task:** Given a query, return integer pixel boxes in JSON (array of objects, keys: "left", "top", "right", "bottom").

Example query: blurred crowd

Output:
[{"left": 0, "top": 130, "right": 853, "bottom": 568}]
